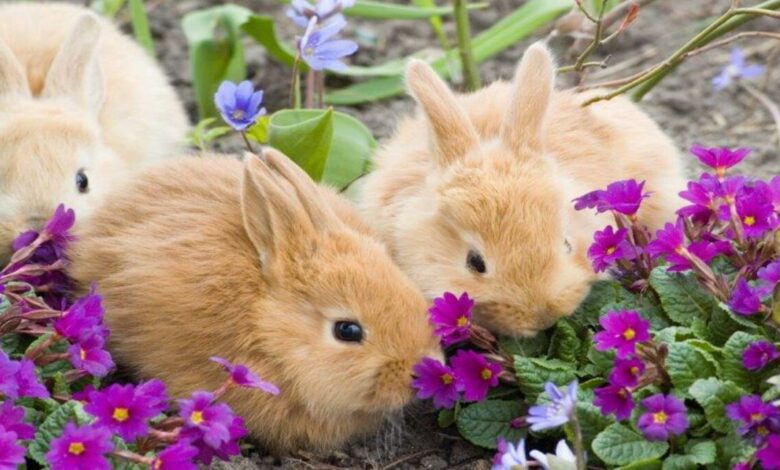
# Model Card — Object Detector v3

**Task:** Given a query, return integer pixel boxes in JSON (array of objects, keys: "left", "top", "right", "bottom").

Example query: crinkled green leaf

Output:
[
  {"left": 716, "top": 435, "right": 756, "bottom": 468},
  {"left": 514, "top": 357, "right": 577, "bottom": 401},
  {"left": 500, "top": 333, "right": 550, "bottom": 358},
  {"left": 592, "top": 423, "right": 669, "bottom": 466},
  {"left": 649, "top": 267, "right": 716, "bottom": 325},
  {"left": 572, "top": 280, "right": 634, "bottom": 328},
  {"left": 666, "top": 342, "right": 718, "bottom": 396},
  {"left": 661, "top": 455, "right": 696, "bottom": 470},
  {"left": 549, "top": 319, "right": 580, "bottom": 364},
  {"left": 722, "top": 331, "right": 765, "bottom": 390},
  {"left": 455, "top": 400, "right": 524, "bottom": 449},
  {"left": 689, "top": 378, "right": 747, "bottom": 433},
  {"left": 28, "top": 401, "right": 93, "bottom": 465},
  {"left": 617, "top": 459, "right": 662, "bottom": 470},
  {"left": 566, "top": 401, "right": 614, "bottom": 451},
  {"left": 653, "top": 327, "right": 694, "bottom": 345},
  {"left": 684, "top": 440, "right": 716, "bottom": 465}
]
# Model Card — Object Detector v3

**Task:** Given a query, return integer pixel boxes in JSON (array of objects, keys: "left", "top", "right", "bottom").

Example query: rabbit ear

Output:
[
  {"left": 501, "top": 42, "right": 555, "bottom": 155},
  {"left": 405, "top": 60, "right": 479, "bottom": 167},
  {"left": 0, "top": 42, "right": 29, "bottom": 98},
  {"left": 42, "top": 14, "right": 104, "bottom": 112}
]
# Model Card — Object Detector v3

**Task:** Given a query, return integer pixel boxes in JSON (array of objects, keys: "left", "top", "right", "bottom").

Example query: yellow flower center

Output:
[
  {"left": 190, "top": 410, "right": 204, "bottom": 425},
  {"left": 231, "top": 109, "right": 245, "bottom": 120},
  {"left": 481, "top": 368, "right": 493, "bottom": 380},
  {"left": 113, "top": 407, "right": 130, "bottom": 422},
  {"left": 617, "top": 388, "right": 627, "bottom": 398},
  {"left": 68, "top": 442, "right": 85, "bottom": 456},
  {"left": 751, "top": 413, "right": 765, "bottom": 422},
  {"left": 623, "top": 328, "right": 636, "bottom": 340},
  {"left": 79, "top": 348, "right": 86, "bottom": 360},
  {"left": 606, "top": 246, "right": 617, "bottom": 255},
  {"left": 759, "top": 426, "right": 769, "bottom": 436},
  {"left": 456, "top": 316, "right": 468, "bottom": 327},
  {"left": 744, "top": 216, "right": 756, "bottom": 226},
  {"left": 653, "top": 411, "right": 668, "bottom": 424},
  {"left": 629, "top": 366, "right": 640, "bottom": 375},
  {"left": 440, "top": 373, "right": 453, "bottom": 385}
]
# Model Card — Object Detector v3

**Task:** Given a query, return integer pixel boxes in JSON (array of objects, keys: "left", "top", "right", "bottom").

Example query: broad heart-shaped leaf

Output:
[
  {"left": 455, "top": 400, "right": 524, "bottom": 449},
  {"left": 268, "top": 109, "right": 376, "bottom": 188},
  {"left": 242, "top": 15, "right": 301, "bottom": 70},
  {"left": 499, "top": 332, "right": 550, "bottom": 358},
  {"left": 570, "top": 280, "right": 635, "bottom": 328},
  {"left": 722, "top": 331, "right": 766, "bottom": 390},
  {"left": 565, "top": 401, "right": 614, "bottom": 451},
  {"left": 649, "top": 267, "right": 716, "bottom": 325},
  {"left": 684, "top": 440, "right": 716, "bottom": 465},
  {"left": 548, "top": 319, "right": 580, "bottom": 364},
  {"left": 513, "top": 357, "right": 577, "bottom": 401},
  {"left": 28, "top": 401, "right": 93, "bottom": 465},
  {"left": 665, "top": 342, "right": 719, "bottom": 396},
  {"left": 703, "top": 304, "right": 760, "bottom": 346},
  {"left": 616, "top": 459, "right": 662, "bottom": 470},
  {"left": 182, "top": 4, "right": 251, "bottom": 120},
  {"left": 689, "top": 378, "right": 747, "bottom": 433},
  {"left": 661, "top": 455, "right": 696, "bottom": 470},
  {"left": 716, "top": 435, "right": 756, "bottom": 468},
  {"left": 592, "top": 423, "right": 668, "bottom": 465}
]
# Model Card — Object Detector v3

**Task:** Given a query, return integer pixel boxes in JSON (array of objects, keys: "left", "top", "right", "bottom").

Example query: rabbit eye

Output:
[
  {"left": 333, "top": 321, "right": 363, "bottom": 343},
  {"left": 75, "top": 169, "right": 89, "bottom": 194},
  {"left": 466, "top": 249, "right": 486, "bottom": 274},
  {"left": 564, "top": 239, "right": 573, "bottom": 254}
]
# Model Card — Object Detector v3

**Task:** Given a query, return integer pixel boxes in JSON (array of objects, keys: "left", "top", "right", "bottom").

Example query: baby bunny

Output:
[
  {"left": 0, "top": 3, "right": 187, "bottom": 261},
  {"left": 67, "top": 150, "right": 441, "bottom": 453},
  {"left": 360, "top": 42, "right": 685, "bottom": 337}
]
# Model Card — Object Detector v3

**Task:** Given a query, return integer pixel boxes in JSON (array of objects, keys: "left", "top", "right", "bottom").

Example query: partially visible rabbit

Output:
[
  {"left": 0, "top": 3, "right": 187, "bottom": 260},
  {"left": 67, "top": 150, "right": 441, "bottom": 453},
  {"left": 360, "top": 42, "right": 685, "bottom": 337}
]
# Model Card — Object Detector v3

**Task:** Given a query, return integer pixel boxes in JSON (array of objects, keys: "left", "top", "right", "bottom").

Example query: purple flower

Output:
[
  {"left": 428, "top": 292, "right": 474, "bottom": 346},
  {"left": 0, "top": 402, "right": 34, "bottom": 440},
  {"left": 743, "top": 341, "right": 780, "bottom": 371},
  {"left": 759, "top": 261, "right": 780, "bottom": 286},
  {"left": 178, "top": 392, "right": 236, "bottom": 449},
  {"left": 637, "top": 394, "right": 689, "bottom": 441},
  {"left": 54, "top": 289, "right": 104, "bottom": 341},
  {"left": 298, "top": 17, "right": 358, "bottom": 72},
  {"left": 667, "top": 240, "right": 731, "bottom": 272},
  {"left": 600, "top": 180, "right": 649, "bottom": 216},
  {"left": 593, "top": 310, "right": 650, "bottom": 358},
  {"left": 85, "top": 382, "right": 165, "bottom": 441},
  {"left": 594, "top": 385, "right": 634, "bottom": 421},
  {"left": 492, "top": 438, "right": 527, "bottom": 470},
  {"left": 770, "top": 175, "right": 780, "bottom": 212},
  {"left": 150, "top": 439, "right": 199, "bottom": 470},
  {"left": 210, "top": 357, "right": 280, "bottom": 394},
  {"left": 15, "top": 358, "right": 49, "bottom": 399},
  {"left": 609, "top": 357, "right": 645, "bottom": 387},
  {"left": 72, "top": 384, "right": 96, "bottom": 404},
  {"left": 573, "top": 189, "right": 603, "bottom": 211},
  {"left": 44, "top": 204, "right": 76, "bottom": 241},
  {"left": 46, "top": 423, "right": 114, "bottom": 470},
  {"left": 184, "top": 415, "right": 247, "bottom": 465},
  {"left": 678, "top": 173, "right": 721, "bottom": 222},
  {"left": 0, "top": 429, "right": 25, "bottom": 470},
  {"left": 733, "top": 463, "right": 752, "bottom": 470},
  {"left": 729, "top": 279, "right": 763, "bottom": 316},
  {"left": 646, "top": 219, "right": 686, "bottom": 262},
  {"left": 450, "top": 350, "right": 502, "bottom": 402},
  {"left": 287, "top": 0, "right": 355, "bottom": 28},
  {"left": 758, "top": 434, "right": 780, "bottom": 470},
  {"left": 726, "top": 395, "right": 780, "bottom": 445},
  {"left": 712, "top": 48, "right": 765, "bottom": 91},
  {"left": 68, "top": 328, "right": 114, "bottom": 377},
  {"left": 0, "top": 351, "right": 20, "bottom": 399},
  {"left": 731, "top": 183, "right": 778, "bottom": 238},
  {"left": 214, "top": 81, "right": 266, "bottom": 132},
  {"left": 588, "top": 226, "right": 636, "bottom": 273},
  {"left": 526, "top": 381, "right": 577, "bottom": 431},
  {"left": 411, "top": 357, "right": 459, "bottom": 409},
  {"left": 136, "top": 379, "right": 170, "bottom": 416}
]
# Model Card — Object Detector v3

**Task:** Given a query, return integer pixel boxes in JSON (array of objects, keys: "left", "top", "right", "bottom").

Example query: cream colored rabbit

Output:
[
  {"left": 0, "top": 2, "right": 187, "bottom": 260},
  {"left": 360, "top": 42, "right": 685, "bottom": 337}
]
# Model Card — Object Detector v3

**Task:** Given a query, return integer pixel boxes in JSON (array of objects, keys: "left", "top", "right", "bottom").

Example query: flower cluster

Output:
[{"left": 288, "top": 0, "right": 358, "bottom": 72}]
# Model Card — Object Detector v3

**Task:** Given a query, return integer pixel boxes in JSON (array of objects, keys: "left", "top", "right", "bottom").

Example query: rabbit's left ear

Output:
[
  {"left": 42, "top": 14, "right": 104, "bottom": 113},
  {"left": 501, "top": 42, "right": 555, "bottom": 156}
]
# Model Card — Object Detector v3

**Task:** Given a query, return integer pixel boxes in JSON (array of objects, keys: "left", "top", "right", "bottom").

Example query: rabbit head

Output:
[
  {"left": 400, "top": 44, "right": 599, "bottom": 336},
  {"left": 0, "top": 14, "right": 125, "bottom": 260}
]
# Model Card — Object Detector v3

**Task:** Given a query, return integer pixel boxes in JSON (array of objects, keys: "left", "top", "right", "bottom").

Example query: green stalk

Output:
[{"left": 453, "top": 0, "right": 481, "bottom": 90}]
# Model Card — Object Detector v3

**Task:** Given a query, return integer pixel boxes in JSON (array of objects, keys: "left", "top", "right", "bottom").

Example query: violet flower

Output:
[
  {"left": 678, "top": 173, "right": 721, "bottom": 222},
  {"left": 759, "top": 261, "right": 780, "bottom": 286},
  {"left": 691, "top": 145, "right": 751, "bottom": 173},
  {"left": 0, "top": 429, "right": 25, "bottom": 470},
  {"left": 0, "top": 351, "right": 21, "bottom": 399},
  {"left": 179, "top": 392, "right": 237, "bottom": 449},
  {"left": 450, "top": 350, "right": 502, "bottom": 402},
  {"left": 491, "top": 438, "right": 527, "bottom": 470},
  {"left": 726, "top": 395, "right": 780, "bottom": 445},
  {"left": 428, "top": 292, "right": 474, "bottom": 346},
  {"left": 526, "top": 381, "right": 577, "bottom": 431},
  {"left": 54, "top": 289, "right": 105, "bottom": 341},
  {"left": 593, "top": 310, "right": 650, "bottom": 358},
  {"left": 287, "top": 0, "right": 355, "bottom": 28},
  {"left": 637, "top": 394, "right": 689, "bottom": 441},
  {"left": 712, "top": 48, "right": 764, "bottom": 91},
  {"left": 0, "top": 401, "right": 34, "bottom": 440},
  {"left": 728, "top": 279, "right": 763, "bottom": 316},
  {"left": 214, "top": 81, "right": 266, "bottom": 132},
  {"left": 150, "top": 439, "right": 199, "bottom": 470},
  {"left": 183, "top": 415, "right": 247, "bottom": 465},
  {"left": 743, "top": 341, "right": 780, "bottom": 371},
  {"left": 411, "top": 357, "right": 459, "bottom": 409},
  {"left": 609, "top": 357, "right": 645, "bottom": 388},
  {"left": 298, "top": 17, "right": 358, "bottom": 72},
  {"left": 730, "top": 182, "right": 778, "bottom": 238},
  {"left": 84, "top": 382, "right": 165, "bottom": 441},
  {"left": 46, "top": 423, "right": 114, "bottom": 470},
  {"left": 600, "top": 179, "right": 649, "bottom": 216},
  {"left": 68, "top": 328, "right": 115, "bottom": 378},
  {"left": 210, "top": 357, "right": 280, "bottom": 394},
  {"left": 646, "top": 219, "right": 686, "bottom": 262},
  {"left": 588, "top": 226, "right": 636, "bottom": 273},
  {"left": 14, "top": 358, "right": 49, "bottom": 399},
  {"left": 594, "top": 384, "right": 634, "bottom": 421},
  {"left": 758, "top": 435, "right": 780, "bottom": 470}
]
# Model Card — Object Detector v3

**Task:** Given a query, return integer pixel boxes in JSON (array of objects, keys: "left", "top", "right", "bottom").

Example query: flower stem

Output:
[
  {"left": 111, "top": 449, "right": 152, "bottom": 465},
  {"left": 452, "top": 0, "right": 481, "bottom": 90},
  {"left": 24, "top": 333, "right": 59, "bottom": 361},
  {"left": 305, "top": 69, "right": 315, "bottom": 109},
  {"left": 240, "top": 132, "right": 255, "bottom": 154},
  {"left": 570, "top": 412, "right": 587, "bottom": 470}
]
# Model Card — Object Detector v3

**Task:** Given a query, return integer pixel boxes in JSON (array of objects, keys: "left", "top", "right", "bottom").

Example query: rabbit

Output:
[
  {"left": 359, "top": 42, "right": 686, "bottom": 337},
  {"left": 67, "top": 149, "right": 442, "bottom": 453},
  {"left": 0, "top": 2, "right": 188, "bottom": 261}
]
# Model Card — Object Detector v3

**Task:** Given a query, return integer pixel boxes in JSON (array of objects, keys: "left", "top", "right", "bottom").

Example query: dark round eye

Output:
[
  {"left": 75, "top": 169, "right": 89, "bottom": 194},
  {"left": 466, "top": 249, "right": 486, "bottom": 274},
  {"left": 333, "top": 321, "right": 363, "bottom": 343}
]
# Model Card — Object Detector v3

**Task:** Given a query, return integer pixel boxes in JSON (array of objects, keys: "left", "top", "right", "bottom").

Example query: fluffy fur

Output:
[
  {"left": 0, "top": 2, "right": 187, "bottom": 260},
  {"left": 67, "top": 151, "right": 441, "bottom": 453},
  {"left": 360, "top": 43, "right": 685, "bottom": 336}
]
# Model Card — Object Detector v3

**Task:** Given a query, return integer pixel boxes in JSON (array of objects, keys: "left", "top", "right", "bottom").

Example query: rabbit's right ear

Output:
[
  {"left": 405, "top": 60, "right": 479, "bottom": 167},
  {"left": 0, "top": 42, "right": 29, "bottom": 98},
  {"left": 42, "top": 14, "right": 104, "bottom": 112}
]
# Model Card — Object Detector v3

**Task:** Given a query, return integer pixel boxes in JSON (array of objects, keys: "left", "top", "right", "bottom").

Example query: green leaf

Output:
[
  {"left": 572, "top": 280, "right": 635, "bottom": 328},
  {"left": 592, "top": 423, "right": 669, "bottom": 466},
  {"left": 722, "top": 331, "right": 765, "bottom": 390},
  {"left": 617, "top": 459, "right": 662, "bottom": 470},
  {"left": 567, "top": 401, "right": 614, "bottom": 450},
  {"left": 513, "top": 357, "right": 577, "bottom": 401},
  {"left": 437, "top": 407, "right": 457, "bottom": 428},
  {"left": 456, "top": 400, "right": 524, "bottom": 449},
  {"left": 242, "top": 15, "right": 301, "bottom": 69},
  {"left": 28, "top": 401, "right": 92, "bottom": 465},
  {"left": 182, "top": 4, "right": 252, "bottom": 120},
  {"left": 91, "top": 0, "right": 127, "bottom": 17},
  {"left": 685, "top": 441, "right": 716, "bottom": 465},
  {"left": 666, "top": 342, "right": 718, "bottom": 396},
  {"left": 649, "top": 267, "right": 716, "bottom": 325},
  {"left": 689, "top": 378, "right": 747, "bottom": 433},
  {"left": 268, "top": 109, "right": 376, "bottom": 188},
  {"left": 716, "top": 435, "right": 756, "bottom": 468},
  {"left": 661, "top": 455, "right": 696, "bottom": 470},
  {"left": 128, "top": 0, "right": 155, "bottom": 57},
  {"left": 653, "top": 327, "right": 693, "bottom": 345},
  {"left": 246, "top": 115, "right": 270, "bottom": 144},
  {"left": 499, "top": 333, "right": 550, "bottom": 358},
  {"left": 346, "top": 0, "right": 484, "bottom": 20},
  {"left": 549, "top": 319, "right": 580, "bottom": 363}
]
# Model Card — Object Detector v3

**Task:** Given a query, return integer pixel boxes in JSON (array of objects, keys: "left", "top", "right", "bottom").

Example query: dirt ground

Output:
[{"left": 65, "top": 0, "right": 780, "bottom": 468}]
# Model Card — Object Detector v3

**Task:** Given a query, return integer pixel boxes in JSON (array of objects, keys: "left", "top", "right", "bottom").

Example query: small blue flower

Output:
[
  {"left": 712, "top": 48, "right": 764, "bottom": 91},
  {"left": 526, "top": 381, "right": 577, "bottom": 431},
  {"left": 214, "top": 81, "right": 266, "bottom": 131},
  {"left": 492, "top": 438, "right": 527, "bottom": 470},
  {"left": 299, "top": 17, "right": 358, "bottom": 72},
  {"left": 287, "top": 0, "right": 355, "bottom": 29}
]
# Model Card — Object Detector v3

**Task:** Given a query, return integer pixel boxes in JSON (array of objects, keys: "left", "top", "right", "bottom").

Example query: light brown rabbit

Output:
[
  {"left": 360, "top": 42, "right": 685, "bottom": 337},
  {"left": 0, "top": 3, "right": 187, "bottom": 260},
  {"left": 67, "top": 150, "right": 441, "bottom": 453}
]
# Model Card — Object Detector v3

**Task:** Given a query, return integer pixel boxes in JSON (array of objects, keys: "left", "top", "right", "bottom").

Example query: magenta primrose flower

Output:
[
  {"left": 726, "top": 395, "right": 780, "bottom": 445},
  {"left": 183, "top": 415, "right": 247, "bottom": 465},
  {"left": 743, "top": 341, "right": 780, "bottom": 371},
  {"left": 411, "top": 357, "right": 459, "bottom": 409},
  {"left": 728, "top": 279, "right": 763, "bottom": 316},
  {"left": 594, "top": 384, "right": 634, "bottom": 421},
  {"left": 136, "top": 379, "right": 170, "bottom": 415},
  {"left": 44, "top": 204, "right": 76, "bottom": 241},
  {"left": 593, "top": 310, "right": 650, "bottom": 358},
  {"left": 730, "top": 183, "right": 778, "bottom": 238},
  {"left": 609, "top": 357, "right": 645, "bottom": 387},
  {"left": 429, "top": 292, "right": 474, "bottom": 346},
  {"left": 179, "top": 391, "right": 239, "bottom": 450},
  {"left": 0, "top": 428, "right": 25, "bottom": 470},
  {"left": 210, "top": 357, "right": 280, "bottom": 395},
  {"left": 54, "top": 289, "right": 105, "bottom": 341},
  {"left": 0, "top": 351, "right": 48, "bottom": 400},
  {"left": 646, "top": 219, "right": 686, "bottom": 262},
  {"left": 46, "top": 423, "right": 114, "bottom": 470},
  {"left": 759, "top": 261, "right": 780, "bottom": 285},
  {"left": 666, "top": 240, "right": 731, "bottom": 272},
  {"left": 150, "top": 439, "right": 200, "bottom": 470},
  {"left": 691, "top": 145, "right": 751, "bottom": 175},
  {"left": 758, "top": 434, "right": 780, "bottom": 470},
  {"left": 678, "top": 173, "right": 721, "bottom": 222},
  {"left": 526, "top": 381, "right": 577, "bottom": 431},
  {"left": 85, "top": 381, "right": 168, "bottom": 441},
  {"left": 0, "top": 401, "right": 34, "bottom": 440},
  {"left": 68, "top": 328, "right": 114, "bottom": 377},
  {"left": 573, "top": 179, "right": 648, "bottom": 216},
  {"left": 637, "top": 394, "right": 689, "bottom": 441},
  {"left": 588, "top": 226, "right": 636, "bottom": 273},
  {"left": 450, "top": 350, "right": 502, "bottom": 402}
]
